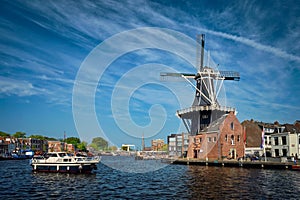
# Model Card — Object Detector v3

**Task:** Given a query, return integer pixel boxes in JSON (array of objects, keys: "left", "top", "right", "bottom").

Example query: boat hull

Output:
[
  {"left": 31, "top": 162, "right": 98, "bottom": 173},
  {"left": 292, "top": 165, "right": 300, "bottom": 171}
]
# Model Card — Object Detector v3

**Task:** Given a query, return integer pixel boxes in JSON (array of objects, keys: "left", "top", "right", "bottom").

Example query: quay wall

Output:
[{"left": 170, "top": 158, "right": 294, "bottom": 170}]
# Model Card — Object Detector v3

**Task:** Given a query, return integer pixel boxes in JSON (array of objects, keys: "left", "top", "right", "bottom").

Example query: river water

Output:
[{"left": 0, "top": 156, "right": 299, "bottom": 199}]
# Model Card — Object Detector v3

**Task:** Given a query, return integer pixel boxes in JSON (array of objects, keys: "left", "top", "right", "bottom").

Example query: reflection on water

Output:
[
  {"left": 185, "top": 166, "right": 300, "bottom": 199},
  {"left": 0, "top": 157, "right": 299, "bottom": 199},
  {"left": 100, "top": 155, "right": 169, "bottom": 173}
]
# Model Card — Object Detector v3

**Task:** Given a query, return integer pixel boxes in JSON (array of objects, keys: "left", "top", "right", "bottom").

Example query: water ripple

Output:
[{"left": 0, "top": 158, "right": 299, "bottom": 199}]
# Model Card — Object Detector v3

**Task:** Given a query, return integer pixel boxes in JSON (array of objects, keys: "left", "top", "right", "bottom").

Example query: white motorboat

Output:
[{"left": 30, "top": 152, "right": 100, "bottom": 173}]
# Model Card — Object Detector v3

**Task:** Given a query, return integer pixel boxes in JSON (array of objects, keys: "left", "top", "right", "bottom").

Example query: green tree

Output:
[
  {"left": 0, "top": 131, "right": 10, "bottom": 137},
  {"left": 28, "top": 135, "right": 58, "bottom": 141},
  {"left": 63, "top": 137, "right": 81, "bottom": 149},
  {"left": 13, "top": 131, "right": 26, "bottom": 138},
  {"left": 90, "top": 137, "right": 108, "bottom": 151},
  {"left": 77, "top": 141, "right": 87, "bottom": 151},
  {"left": 162, "top": 144, "right": 168, "bottom": 151},
  {"left": 29, "top": 134, "right": 46, "bottom": 140},
  {"left": 64, "top": 137, "right": 81, "bottom": 145}
]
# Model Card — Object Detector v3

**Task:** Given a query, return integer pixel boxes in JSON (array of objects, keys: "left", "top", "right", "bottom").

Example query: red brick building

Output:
[
  {"left": 48, "top": 141, "right": 75, "bottom": 153},
  {"left": 151, "top": 139, "right": 164, "bottom": 151},
  {"left": 187, "top": 112, "right": 245, "bottom": 160}
]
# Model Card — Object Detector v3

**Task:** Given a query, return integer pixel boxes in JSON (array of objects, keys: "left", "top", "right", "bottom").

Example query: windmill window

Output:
[{"left": 230, "top": 122, "right": 234, "bottom": 130}]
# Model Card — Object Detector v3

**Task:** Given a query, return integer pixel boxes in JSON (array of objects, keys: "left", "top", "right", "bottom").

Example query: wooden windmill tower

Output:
[{"left": 161, "top": 34, "right": 240, "bottom": 135}]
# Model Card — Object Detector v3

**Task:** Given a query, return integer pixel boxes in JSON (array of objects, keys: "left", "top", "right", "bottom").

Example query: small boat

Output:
[
  {"left": 30, "top": 152, "right": 100, "bottom": 173},
  {"left": 292, "top": 164, "right": 300, "bottom": 171}
]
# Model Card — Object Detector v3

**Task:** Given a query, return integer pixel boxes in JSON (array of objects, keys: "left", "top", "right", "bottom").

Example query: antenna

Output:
[{"left": 142, "top": 133, "right": 145, "bottom": 151}]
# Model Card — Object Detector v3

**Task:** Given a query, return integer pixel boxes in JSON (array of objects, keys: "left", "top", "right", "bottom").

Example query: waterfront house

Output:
[
  {"left": 187, "top": 112, "right": 245, "bottom": 160},
  {"left": 271, "top": 124, "right": 300, "bottom": 158},
  {"left": 241, "top": 120, "right": 286, "bottom": 157},
  {"left": 167, "top": 133, "right": 189, "bottom": 157},
  {"left": 241, "top": 119, "right": 263, "bottom": 156}
]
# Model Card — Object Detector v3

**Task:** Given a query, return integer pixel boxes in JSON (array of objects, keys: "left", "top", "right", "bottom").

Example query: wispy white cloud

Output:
[
  {"left": 1, "top": 0, "right": 300, "bottom": 141},
  {"left": 0, "top": 76, "right": 39, "bottom": 97}
]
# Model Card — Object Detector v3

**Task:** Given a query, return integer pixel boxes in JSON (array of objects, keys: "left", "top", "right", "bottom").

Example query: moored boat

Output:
[
  {"left": 292, "top": 164, "right": 300, "bottom": 171},
  {"left": 30, "top": 152, "right": 100, "bottom": 173}
]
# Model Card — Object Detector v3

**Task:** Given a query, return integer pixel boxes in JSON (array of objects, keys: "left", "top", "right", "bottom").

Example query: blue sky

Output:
[{"left": 1, "top": 0, "right": 300, "bottom": 148}]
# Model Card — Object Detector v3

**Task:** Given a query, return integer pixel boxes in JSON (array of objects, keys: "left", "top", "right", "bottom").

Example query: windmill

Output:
[{"left": 161, "top": 34, "right": 240, "bottom": 135}]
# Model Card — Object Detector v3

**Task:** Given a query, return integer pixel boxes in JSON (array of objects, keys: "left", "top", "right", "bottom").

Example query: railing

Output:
[{"left": 176, "top": 105, "right": 235, "bottom": 115}]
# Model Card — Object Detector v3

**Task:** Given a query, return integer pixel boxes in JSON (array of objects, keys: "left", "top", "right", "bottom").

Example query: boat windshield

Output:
[{"left": 58, "top": 153, "right": 67, "bottom": 157}]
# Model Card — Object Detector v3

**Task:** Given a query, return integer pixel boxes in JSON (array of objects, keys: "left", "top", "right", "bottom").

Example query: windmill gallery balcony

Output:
[{"left": 176, "top": 105, "right": 235, "bottom": 117}]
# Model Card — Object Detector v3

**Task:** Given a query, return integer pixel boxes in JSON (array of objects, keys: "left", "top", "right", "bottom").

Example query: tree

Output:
[
  {"left": 64, "top": 137, "right": 81, "bottom": 145},
  {"left": 0, "top": 131, "right": 10, "bottom": 137},
  {"left": 29, "top": 134, "right": 46, "bottom": 140},
  {"left": 162, "top": 144, "right": 168, "bottom": 151},
  {"left": 77, "top": 141, "right": 87, "bottom": 151},
  {"left": 63, "top": 137, "right": 81, "bottom": 149},
  {"left": 13, "top": 131, "right": 26, "bottom": 138},
  {"left": 90, "top": 137, "right": 108, "bottom": 151},
  {"left": 29, "top": 135, "right": 58, "bottom": 141}
]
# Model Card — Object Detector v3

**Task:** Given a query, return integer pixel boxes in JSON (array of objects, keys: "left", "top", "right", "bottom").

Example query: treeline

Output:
[
  {"left": 0, "top": 131, "right": 116, "bottom": 151},
  {"left": 0, "top": 131, "right": 57, "bottom": 141}
]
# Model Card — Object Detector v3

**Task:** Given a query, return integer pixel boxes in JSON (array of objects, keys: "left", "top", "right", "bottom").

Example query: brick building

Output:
[
  {"left": 151, "top": 139, "right": 164, "bottom": 151},
  {"left": 187, "top": 112, "right": 245, "bottom": 160}
]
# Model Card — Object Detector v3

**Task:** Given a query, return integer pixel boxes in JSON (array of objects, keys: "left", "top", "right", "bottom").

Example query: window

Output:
[
  {"left": 225, "top": 134, "right": 228, "bottom": 142},
  {"left": 275, "top": 149, "right": 279, "bottom": 157},
  {"left": 274, "top": 137, "right": 279, "bottom": 145},
  {"left": 282, "top": 136, "right": 287, "bottom": 145},
  {"left": 208, "top": 137, "right": 212, "bottom": 142},
  {"left": 237, "top": 135, "right": 240, "bottom": 142},
  {"left": 202, "top": 115, "right": 208, "bottom": 119},
  {"left": 213, "top": 137, "right": 217, "bottom": 142},
  {"left": 199, "top": 138, "right": 202, "bottom": 143},
  {"left": 231, "top": 135, "right": 235, "bottom": 145},
  {"left": 230, "top": 122, "right": 234, "bottom": 130},
  {"left": 282, "top": 149, "right": 287, "bottom": 157}
]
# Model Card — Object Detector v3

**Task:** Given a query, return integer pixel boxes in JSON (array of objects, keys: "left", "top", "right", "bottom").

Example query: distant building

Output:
[
  {"left": 187, "top": 112, "right": 245, "bottom": 160},
  {"left": 0, "top": 137, "right": 14, "bottom": 156},
  {"left": 167, "top": 133, "right": 189, "bottom": 157},
  {"left": 121, "top": 144, "right": 136, "bottom": 151},
  {"left": 151, "top": 139, "right": 164, "bottom": 151}
]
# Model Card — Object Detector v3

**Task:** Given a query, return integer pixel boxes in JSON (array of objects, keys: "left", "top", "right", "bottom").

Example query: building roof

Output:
[
  {"left": 283, "top": 124, "right": 300, "bottom": 133},
  {"left": 199, "top": 114, "right": 227, "bottom": 133},
  {"left": 295, "top": 120, "right": 300, "bottom": 130}
]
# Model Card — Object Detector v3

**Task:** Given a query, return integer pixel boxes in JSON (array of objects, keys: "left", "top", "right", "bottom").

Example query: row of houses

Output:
[
  {"left": 167, "top": 112, "right": 300, "bottom": 160},
  {"left": 243, "top": 120, "right": 300, "bottom": 158},
  {"left": 0, "top": 137, "right": 75, "bottom": 157}
]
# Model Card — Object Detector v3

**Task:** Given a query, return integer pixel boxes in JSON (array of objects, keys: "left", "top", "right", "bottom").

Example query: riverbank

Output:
[{"left": 166, "top": 158, "right": 299, "bottom": 170}]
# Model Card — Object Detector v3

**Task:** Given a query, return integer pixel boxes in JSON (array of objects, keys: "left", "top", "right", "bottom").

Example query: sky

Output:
[{"left": 1, "top": 0, "right": 300, "bottom": 148}]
